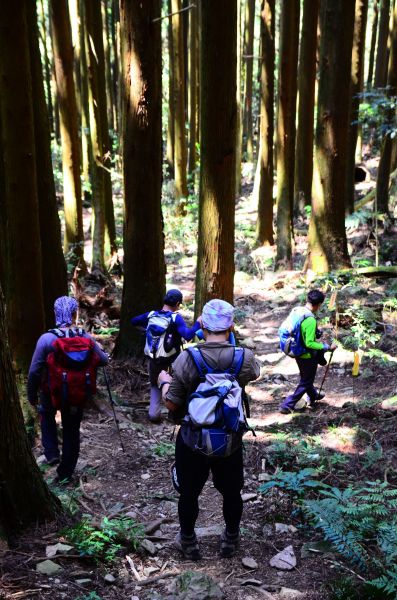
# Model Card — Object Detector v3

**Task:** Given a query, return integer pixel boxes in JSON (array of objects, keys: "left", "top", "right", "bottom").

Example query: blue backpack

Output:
[
  {"left": 182, "top": 347, "right": 246, "bottom": 457},
  {"left": 279, "top": 307, "right": 314, "bottom": 358},
  {"left": 144, "top": 310, "right": 178, "bottom": 360}
]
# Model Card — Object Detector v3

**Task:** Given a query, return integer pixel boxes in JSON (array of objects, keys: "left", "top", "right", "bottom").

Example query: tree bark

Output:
[
  {"left": 115, "top": 0, "right": 165, "bottom": 357},
  {"left": 275, "top": 0, "right": 300, "bottom": 269},
  {"left": 307, "top": 0, "right": 355, "bottom": 273},
  {"left": 367, "top": 0, "right": 379, "bottom": 87},
  {"left": 387, "top": 1, "right": 397, "bottom": 94},
  {"left": 167, "top": 0, "right": 175, "bottom": 174},
  {"left": 0, "top": 286, "right": 60, "bottom": 540},
  {"left": 27, "top": 0, "right": 68, "bottom": 329},
  {"left": 345, "top": 0, "right": 368, "bottom": 215},
  {"left": 84, "top": 0, "right": 117, "bottom": 270},
  {"left": 294, "top": 0, "right": 320, "bottom": 215},
  {"left": 188, "top": 2, "right": 198, "bottom": 176},
  {"left": 255, "top": 0, "right": 275, "bottom": 246},
  {"left": 243, "top": 0, "right": 255, "bottom": 162},
  {"left": 0, "top": 1, "right": 46, "bottom": 371},
  {"left": 195, "top": 0, "right": 237, "bottom": 314},
  {"left": 235, "top": 0, "right": 242, "bottom": 196},
  {"left": 111, "top": 0, "right": 119, "bottom": 133},
  {"left": 171, "top": 0, "right": 188, "bottom": 205},
  {"left": 39, "top": 0, "right": 54, "bottom": 135},
  {"left": 374, "top": 0, "right": 391, "bottom": 88},
  {"left": 50, "top": 0, "right": 85, "bottom": 268}
]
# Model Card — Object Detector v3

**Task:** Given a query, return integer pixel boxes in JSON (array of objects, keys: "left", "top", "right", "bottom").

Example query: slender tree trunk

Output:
[
  {"left": 0, "top": 2, "right": 46, "bottom": 372},
  {"left": 374, "top": 0, "right": 391, "bottom": 87},
  {"left": 345, "top": 0, "right": 368, "bottom": 215},
  {"left": 195, "top": 0, "right": 237, "bottom": 314},
  {"left": 376, "top": 131, "right": 392, "bottom": 214},
  {"left": 111, "top": 0, "right": 119, "bottom": 133},
  {"left": 188, "top": 3, "right": 198, "bottom": 176},
  {"left": 27, "top": 0, "right": 68, "bottom": 329},
  {"left": 167, "top": 0, "right": 175, "bottom": 174},
  {"left": 84, "top": 0, "right": 117, "bottom": 270},
  {"left": 102, "top": 0, "right": 115, "bottom": 131},
  {"left": 243, "top": 0, "right": 255, "bottom": 162},
  {"left": 294, "top": 0, "right": 320, "bottom": 215},
  {"left": 115, "top": 0, "right": 165, "bottom": 357},
  {"left": 307, "top": 0, "right": 355, "bottom": 273},
  {"left": 50, "top": 0, "right": 85, "bottom": 268},
  {"left": 39, "top": 0, "right": 54, "bottom": 135},
  {"left": 0, "top": 287, "right": 60, "bottom": 540},
  {"left": 387, "top": 2, "right": 397, "bottom": 171},
  {"left": 236, "top": 0, "right": 243, "bottom": 195},
  {"left": 275, "top": 0, "right": 300, "bottom": 269},
  {"left": 255, "top": 0, "right": 275, "bottom": 246},
  {"left": 367, "top": 0, "right": 379, "bottom": 87},
  {"left": 171, "top": 0, "right": 188, "bottom": 204}
]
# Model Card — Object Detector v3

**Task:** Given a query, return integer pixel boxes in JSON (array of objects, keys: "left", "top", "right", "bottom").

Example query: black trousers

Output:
[
  {"left": 175, "top": 430, "right": 244, "bottom": 537},
  {"left": 39, "top": 392, "right": 83, "bottom": 479},
  {"left": 281, "top": 355, "right": 318, "bottom": 410}
]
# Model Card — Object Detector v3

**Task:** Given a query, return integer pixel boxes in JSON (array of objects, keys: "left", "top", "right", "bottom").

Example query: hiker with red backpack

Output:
[
  {"left": 158, "top": 299, "right": 260, "bottom": 560},
  {"left": 130, "top": 289, "right": 201, "bottom": 423},
  {"left": 28, "top": 296, "right": 108, "bottom": 483},
  {"left": 278, "top": 289, "right": 337, "bottom": 414}
]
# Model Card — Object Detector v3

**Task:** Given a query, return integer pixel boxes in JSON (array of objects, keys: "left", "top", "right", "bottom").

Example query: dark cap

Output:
[{"left": 164, "top": 289, "right": 183, "bottom": 306}]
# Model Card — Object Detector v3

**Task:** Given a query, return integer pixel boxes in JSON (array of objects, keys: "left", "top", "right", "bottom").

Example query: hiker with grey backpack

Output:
[
  {"left": 130, "top": 289, "right": 202, "bottom": 423},
  {"left": 158, "top": 299, "right": 260, "bottom": 560},
  {"left": 278, "top": 289, "right": 337, "bottom": 414}
]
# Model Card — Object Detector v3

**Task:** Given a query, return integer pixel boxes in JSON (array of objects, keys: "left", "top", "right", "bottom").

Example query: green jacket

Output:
[{"left": 300, "top": 316, "right": 328, "bottom": 359}]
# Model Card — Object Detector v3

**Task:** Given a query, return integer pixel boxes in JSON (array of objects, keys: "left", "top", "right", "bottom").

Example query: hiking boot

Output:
[
  {"left": 315, "top": 392, "right": 325, "bottom": 401},
  {"left": 174, "top": 532, "right": 201, "bottom": 561},
  {"left": 220, "top": 530, "right": 239, "bottom": 558},
  {"left": 47, "top": 456, "right": 60, "bottom": 466},
  {"left": 280, "top": 407, "right": 292, "bottom": 415},
  {"left": 148, "top": 415, "right": 162, "bottom": 424}
]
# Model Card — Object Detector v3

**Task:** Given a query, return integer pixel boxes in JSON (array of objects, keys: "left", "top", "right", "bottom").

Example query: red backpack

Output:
[{"left": 46, "top": 328, "right": 101, "bottom": 409}]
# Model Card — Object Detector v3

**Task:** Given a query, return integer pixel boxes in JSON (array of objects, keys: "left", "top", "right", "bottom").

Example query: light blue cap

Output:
[{"left": 202, "top": 299, "right": 234, "bottom": 332}]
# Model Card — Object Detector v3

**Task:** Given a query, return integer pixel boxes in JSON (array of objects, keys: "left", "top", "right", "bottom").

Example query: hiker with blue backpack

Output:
[
  {"left": 130, "top": 289, "right": 202, "bottom": 423},
  {"left": 278, "top": 289, "right": 337, "bottom": 414},
  {"left": 27, "top": 296, "right": 109, "bottom": 483},
  {"left": 158, "top": 299, "right": 260, "bottom": 560}
]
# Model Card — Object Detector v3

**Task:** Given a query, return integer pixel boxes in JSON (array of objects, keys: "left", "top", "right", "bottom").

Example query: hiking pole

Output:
[
  {"left": 317, "top": 350, "right": 335, "bottom": 398},
  {"left": 103, "top": 368, "right": 125, "bottom": 453}
]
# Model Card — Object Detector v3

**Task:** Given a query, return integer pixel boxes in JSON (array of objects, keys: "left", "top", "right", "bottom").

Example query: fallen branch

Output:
[
  {"left": 135, "top": 570, "right": 180, "bottom": 586},
  {"left": 125, "top": 555, "right": 141, "bottom": 581},
  {"left": 152, "top": 3, "right": 195, "bottom": 22}
]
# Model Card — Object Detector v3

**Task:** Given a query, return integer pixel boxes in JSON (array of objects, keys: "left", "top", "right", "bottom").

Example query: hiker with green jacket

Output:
[{"left": 280, "top": 289, "right": 337, "bottom": 414}]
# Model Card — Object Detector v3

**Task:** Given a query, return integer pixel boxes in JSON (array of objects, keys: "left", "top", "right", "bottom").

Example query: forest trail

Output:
[{"left": 2, "top": 261, "right": 396, "bottom": 600}]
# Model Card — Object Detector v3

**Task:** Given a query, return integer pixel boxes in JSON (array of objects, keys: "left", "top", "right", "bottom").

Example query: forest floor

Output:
[{"left": 1, "top": 172, "right": 397, "bottom": 600}]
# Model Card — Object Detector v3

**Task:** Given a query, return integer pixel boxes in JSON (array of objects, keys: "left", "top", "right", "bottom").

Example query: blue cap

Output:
[{"left": 164, "top": 289, "right": 183, "bottom": 306}]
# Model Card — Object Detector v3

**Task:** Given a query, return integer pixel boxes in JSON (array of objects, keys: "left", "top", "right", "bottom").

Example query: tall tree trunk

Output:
[
  {"left": 236, "top": 0, "right": 242, "bottom": 195},
  {"left": 0, "top": 1, "right": 46, "bottom": 372},
  {"left": 345, "top": 0, "right": 368, "bottom": 215},
  {"left": 27, "top": 0, "right": 68, "bottom": 329},
  {"left": 39, "top": 0, "right": 54, "bottom": 135},
  {"left": 102, "top": 0, "right": 115, "bottom": 132},
  {"left": 255, "top": 0, "right": 275, "bottom": 246},
  {"left": 243, "top": 0, "right": 255, "bottom": 162},
  {"left": 0, "top": 287, "right": 60, "bottom": 540},
  {"left": 84, "top": 0, "right": 117, "bottom": 270},
  {"left": 171, "top": 0, "right": 188, "bottom": 204},
  {"left": 367, "top": 0, "right": 379, "bottom": 87},
  {"left": 50, "top": 0, "right": 85, "bottom": 268},
  {"left": 275, "top": 0, "right": 300, "bottom": 269},
  {"left": 307, "top": 0, "right": 355, "bottom": 273},
  {"left": 111, "top": 0, "right": 119, "bottom": 133},
  {"left": 166, "top": 0, "right": 175, "bottom": 173},
  {"left": 294, "top": 0, "right": 320, "bottom": 215},
  {"left": 78, "top": 0, "right": 93, "bottom": 191},
  {"left": 195, "top": 0, "right": 237, "bottom": 314},
  {"left": 374, "top": 0, "right": 391, "bottom": 87},
  {"left": 115, "top": 0, "right": 165, "bottom": 357},
  {"left": 188, "top": 3, "right": 198, "bottom": 176},
  {"left": 387, "top": 1, "right": 397, "bottom": 93}
]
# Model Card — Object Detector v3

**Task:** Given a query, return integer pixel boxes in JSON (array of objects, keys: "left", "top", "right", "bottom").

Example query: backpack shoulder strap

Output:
[
  {"left": 48, "top": 328, "right": 64, "bottom": 338},
  {"left": 187, "top": 346, "right": 211, "bottom": 378},
  {"left": 227, "top": 347, "right": 245, "bottom": 377}
]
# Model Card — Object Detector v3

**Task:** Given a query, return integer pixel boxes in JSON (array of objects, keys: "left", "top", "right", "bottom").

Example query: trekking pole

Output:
[
  {"left": 317, "top": 350, "right": 334, "bottom": 397},
  {"left": 103, "top": 368, "right": 125, "bottom": 453}
]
